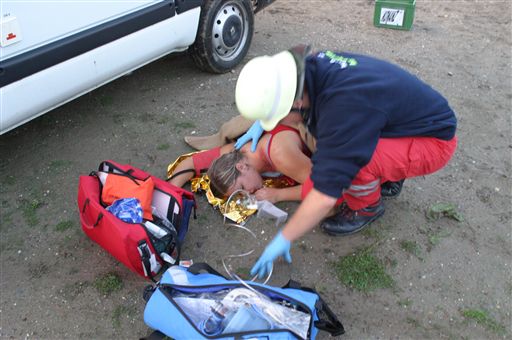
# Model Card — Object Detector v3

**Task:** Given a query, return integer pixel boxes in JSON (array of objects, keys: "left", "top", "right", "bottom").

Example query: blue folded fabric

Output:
[{"left": 107, "top": 197, "right": 143, "bottom": 223}]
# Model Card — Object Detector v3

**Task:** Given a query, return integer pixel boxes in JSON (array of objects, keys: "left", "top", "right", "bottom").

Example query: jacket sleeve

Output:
[{"left": 310, "top": 98, "right": 387, "bottom": 198}]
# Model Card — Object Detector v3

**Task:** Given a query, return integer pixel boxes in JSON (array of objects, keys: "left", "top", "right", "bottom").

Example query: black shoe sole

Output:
[
  {"left": 321, "top": 209, "right": 385, "bottom": 237},
  {"left": 381, "top": 180, "right": 404, "bottom": 199}
]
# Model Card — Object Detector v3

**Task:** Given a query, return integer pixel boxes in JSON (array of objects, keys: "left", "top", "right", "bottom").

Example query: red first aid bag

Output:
[{"left": 77, "top": 161, "right": 196, "bottom": 280}]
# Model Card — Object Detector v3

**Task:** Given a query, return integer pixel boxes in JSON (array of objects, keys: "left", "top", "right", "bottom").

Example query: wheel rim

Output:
[{"left": 211, "top": 1, "right": 250, "bottom": 63}]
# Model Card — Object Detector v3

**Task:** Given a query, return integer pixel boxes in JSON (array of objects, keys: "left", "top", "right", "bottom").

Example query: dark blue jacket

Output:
[{"left": 304, "top": 51, "right": 457, "bottom": 198}]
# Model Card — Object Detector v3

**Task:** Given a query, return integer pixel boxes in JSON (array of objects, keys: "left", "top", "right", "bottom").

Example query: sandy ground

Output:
[{"left": 1, "top": 0, "right": 511, "bottom": 339}]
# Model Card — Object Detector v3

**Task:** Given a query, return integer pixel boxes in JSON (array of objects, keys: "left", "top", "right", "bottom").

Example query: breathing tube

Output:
[{"left": 222, "top": 189, "right": 273, "bottom": 286}]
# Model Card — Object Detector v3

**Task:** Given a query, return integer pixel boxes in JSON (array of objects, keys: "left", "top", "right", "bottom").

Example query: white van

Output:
[{"left": 0, "top": 0, "right": 273, "bottom": 134}]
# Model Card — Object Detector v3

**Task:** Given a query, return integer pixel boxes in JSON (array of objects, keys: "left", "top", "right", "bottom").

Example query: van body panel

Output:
[
  {"left": 1, "top": 0, "right": 162, "bottom": 59},
  {"left": 0, "top": 8, "right": 200, "bottom": 134}
]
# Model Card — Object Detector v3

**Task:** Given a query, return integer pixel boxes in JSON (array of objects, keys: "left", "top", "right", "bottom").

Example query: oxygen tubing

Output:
[{"left": 222, "top": 189, "right": 273, "bottom": 285}]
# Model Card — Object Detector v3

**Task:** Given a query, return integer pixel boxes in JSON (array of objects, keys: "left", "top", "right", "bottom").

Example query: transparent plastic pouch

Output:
[{"left": 167, "top": 286, "right": 311, "bottom": 339}]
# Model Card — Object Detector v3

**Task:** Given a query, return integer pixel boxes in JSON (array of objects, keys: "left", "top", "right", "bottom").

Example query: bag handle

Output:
[
  {"left": 80, "top": 198, "right": 103, "bottom": 229},
  {"left": 187, "top": 262, "right": 227, "bottom": 279},
  {"left": 101, "top": 161, "right": 151, "bottom": 182},
  {"left": 283, "top": 280, "right": 345, "bottom": 336},
  {"left": 137, "top": 240, "right": 157, "bottom": 283},
  {"left": 313, "top": 296, "right": 345, "bottom": 336}
]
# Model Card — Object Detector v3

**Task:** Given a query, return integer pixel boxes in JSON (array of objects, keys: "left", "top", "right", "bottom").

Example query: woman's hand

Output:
[{"left": 254, "top": 187, "right": 280, "bottom": 203}]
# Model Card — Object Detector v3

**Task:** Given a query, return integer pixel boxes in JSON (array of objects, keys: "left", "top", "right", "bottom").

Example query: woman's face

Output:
[{"left": 227, "top": 162, "right": 263, "bottom": 195}]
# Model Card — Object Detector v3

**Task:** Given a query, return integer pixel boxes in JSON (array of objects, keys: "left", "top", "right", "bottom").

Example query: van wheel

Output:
[{"left": 190, "top": 0, "right": 254, "bottom": 73}]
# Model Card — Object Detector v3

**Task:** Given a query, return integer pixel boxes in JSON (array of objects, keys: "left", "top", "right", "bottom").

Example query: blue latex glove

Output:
[
  {"left": 234, "top": 120, "right": 264, "bottom": 152},
  {"left": 251, "top": 231, "right": 292, "bottom": 279}
]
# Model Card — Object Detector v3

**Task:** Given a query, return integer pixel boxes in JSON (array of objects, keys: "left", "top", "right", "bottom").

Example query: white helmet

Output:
[{"left": 235, "top": 50, "right": 298, "bottom": 131}]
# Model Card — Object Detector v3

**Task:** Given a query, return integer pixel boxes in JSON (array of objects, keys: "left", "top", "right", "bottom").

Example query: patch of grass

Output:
[
  {"left": 333, "top": 247, "right": 394, "bottom": 292},
  {"left": 2, "top": 175, "right": 15, "bottom": 186},
  {"left": 406, "top": 317, "right": 421, "bottom": 328},
  {"left": 315, "top": 284, "right": 327, "bottom": 295},
  {"left": 99, "top": 95, "right": 114, "bottom": 107},
  {"left": 426, "top": 202, "right": 463, "bottom": 222},
  {"left": 157, "top": 116, "right": 170, "bottom": 124},
  {"left": 362, "top": 227, "right": 382, "bottom": 239},
  {"left": 55, "top": 220, "right": 74, "bottom": 232},
  {"left": 112, "top": 305, "right": 135, "bottom": 329},
  {"left": 461, "top": 309, "right": 506, "bottom": 335},
  {"left": 0, "top": 210, "right": 13, "bottom": 231},
  {"left": 173, "top": 121, "right": 196, "bottom": 133},
  {"left": 0, "top": 237, "right": 24, "bottom": 254},
  {"left": 397, "top": 298, "right": 413, "bottom": 308},
  {"left": 428, "top": 230, "right": 452, "bottom": 247},
  {"left": 175, "top": 121, "right": 195, "bottom": 129},
  {"left": 94, "top": 272, "right": 123, "bottom": 296},
  {"left": 62, "top": 281, "right": 89, "bottom": 300},
  {"left": 385, "top": 257, "right": 398, "bottom": 268},
  {"left": 362, "top": 224, "right": 394, "bottom": 239},
  {"left": 21, "top": 198, "right": 44, "bottom": 226},
  {"left": 49, "top": 160, "right": 72, "bottom": 171},
  {"left": 400, "top": 240, "right": 423, "bottom": 260},
  {"left": 235, "top": 267, "right": 251, "bottom": 280},
  {"left": 417, "top": 225, "right": 430, "bottom": 234},
  {"left": 157, "top": 143, "right": 170, "bottom": 151}
]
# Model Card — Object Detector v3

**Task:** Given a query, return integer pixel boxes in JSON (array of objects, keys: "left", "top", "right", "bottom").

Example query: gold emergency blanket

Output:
[{"left": 167, "top": 153, "right": 295, "bottom": 224}]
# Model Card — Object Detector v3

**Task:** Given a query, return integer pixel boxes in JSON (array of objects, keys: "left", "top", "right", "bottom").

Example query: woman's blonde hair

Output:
[{"left": 207, "top": 150, "right": 246, "bottom": 197}]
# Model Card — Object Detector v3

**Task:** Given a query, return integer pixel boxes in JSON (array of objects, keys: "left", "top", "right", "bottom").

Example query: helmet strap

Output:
[{"left": 288, "top": 44, "right": 312, "bottom": 101}]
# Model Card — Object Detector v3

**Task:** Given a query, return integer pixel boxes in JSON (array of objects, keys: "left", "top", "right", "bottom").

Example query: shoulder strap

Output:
[
  {"left": 266, "top": 124, "right": 306, "bottom": 168},
  {"left": 166, "top": 168, "right": 196, "bottom": 181}
]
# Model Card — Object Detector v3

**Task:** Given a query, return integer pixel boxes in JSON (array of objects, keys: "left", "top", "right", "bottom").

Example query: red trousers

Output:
[{"left": 302, "top": 136, "right": 457, "bottom": 210}]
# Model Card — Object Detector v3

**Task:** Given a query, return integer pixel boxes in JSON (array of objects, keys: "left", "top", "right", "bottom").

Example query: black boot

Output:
[
  {"left": 381, "top": 179, "right": 404, "bottom": 198},
  {"left": 321, "top": 200, "right": 385, "bottom": 236}
]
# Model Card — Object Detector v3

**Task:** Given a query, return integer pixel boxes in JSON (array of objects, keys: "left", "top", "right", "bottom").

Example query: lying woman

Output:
[{"left": 169, "top": 124, "right": 311, "bottom": 203}]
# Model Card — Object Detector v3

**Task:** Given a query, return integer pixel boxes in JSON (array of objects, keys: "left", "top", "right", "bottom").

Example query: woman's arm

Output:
[
  {"left": 168, "top": 156, "right": 196, "bottom": 187},
  {"left": 254, "top": 185, "right": 302, "bottom": 203}
]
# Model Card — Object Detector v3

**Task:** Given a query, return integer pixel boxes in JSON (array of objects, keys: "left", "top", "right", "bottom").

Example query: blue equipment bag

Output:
[{"left": 142, "top": 263, "right": 345, "bottom": 339}]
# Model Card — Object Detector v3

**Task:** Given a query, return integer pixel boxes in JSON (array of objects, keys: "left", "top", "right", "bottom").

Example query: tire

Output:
[{"left": 190, "top": 0, "right": 254, "bottom": 73}]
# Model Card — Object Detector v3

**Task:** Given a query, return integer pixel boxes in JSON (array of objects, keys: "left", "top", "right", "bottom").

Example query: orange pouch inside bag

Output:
[{"left": 102, "top": 173, "right": 154, "bottom": 220}]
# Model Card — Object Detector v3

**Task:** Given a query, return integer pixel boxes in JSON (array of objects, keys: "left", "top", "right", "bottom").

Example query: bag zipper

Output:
[{"left": 157, "top": 282, "right": 313, "bottom": 339}]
